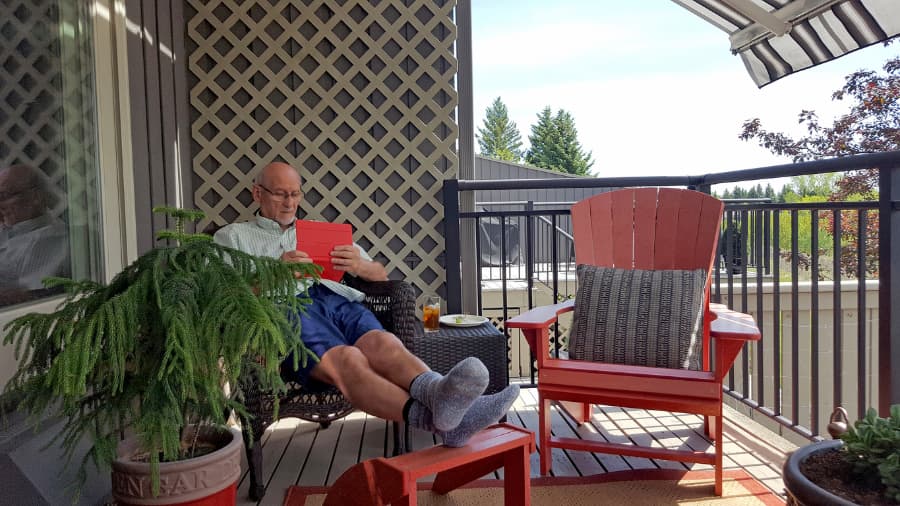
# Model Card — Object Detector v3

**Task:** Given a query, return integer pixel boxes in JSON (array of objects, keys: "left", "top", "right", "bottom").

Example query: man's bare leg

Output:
[
  {"left": 353, "top": 330, "right": 427, "bottom": 388},
  {"left": 314, "top": 330, "right": 489, "bottom": 428},
  {"left": 313, "top": 331, "right": 521, "bottom": 447},
  {"left": 310, "top": 345, "right": 408, "bottom": 420},
  {"left": 355, "top": 330, "right": 489, "bottom": 431}
]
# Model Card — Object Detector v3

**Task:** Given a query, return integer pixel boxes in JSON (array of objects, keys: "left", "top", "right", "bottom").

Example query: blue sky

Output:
[{"left": 471, "top": 0, "right": 898, "bottom": 185}]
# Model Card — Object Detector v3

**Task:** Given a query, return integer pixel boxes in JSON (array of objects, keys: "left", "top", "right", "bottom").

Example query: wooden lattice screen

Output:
[
  {"left": 187, "top": 0, "right": 459, "bottom": 298},
  {"left": 0, "top": 0, "right": 100, "bottom": 286},
  {"left": 0, "top": 0, "right": 95, "bottom": 214}
]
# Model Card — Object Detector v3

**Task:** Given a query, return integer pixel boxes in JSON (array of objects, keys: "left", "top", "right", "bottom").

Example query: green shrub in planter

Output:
[
  {"left": 840, "top": 404, "right": 900, "bottom": 503},
  {"left": 2, "top": 207, "right": 318, "bottom": 499}
]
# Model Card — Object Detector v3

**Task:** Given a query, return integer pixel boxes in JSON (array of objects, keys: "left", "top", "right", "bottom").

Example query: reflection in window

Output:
[{"left": 0, "top": 1, "right": 102, "bottom": 308}]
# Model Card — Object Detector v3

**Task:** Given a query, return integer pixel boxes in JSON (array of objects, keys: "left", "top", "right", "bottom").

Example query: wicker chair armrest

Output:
[{"left": 343, "top": 276, "right": 422, "bottom": 350}]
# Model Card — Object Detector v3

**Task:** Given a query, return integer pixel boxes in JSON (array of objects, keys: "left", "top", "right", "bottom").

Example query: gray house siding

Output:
[
  {"left": 471, "top": 156, "right": 613, "bottom": 265},
  {"left": 473, "top": 155, "right": 609, "bottom": 211},
  {"left": 126, "top": 0, "right": 194, "bottom": 254}
]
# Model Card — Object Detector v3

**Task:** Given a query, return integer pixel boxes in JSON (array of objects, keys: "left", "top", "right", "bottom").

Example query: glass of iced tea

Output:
[{"left": 423, "top": 295, "right": 441, "bottom": 332}]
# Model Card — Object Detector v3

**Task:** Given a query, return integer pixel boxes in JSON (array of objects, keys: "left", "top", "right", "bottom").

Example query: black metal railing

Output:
[
  {"left": 714, "top": 200, "right": 878, "bottom": 438},
  {"left": 443, "top": 150, "right": 900, "bottom": 441},
  {"left": 474, "top": 202, "right": 575, "bottom": 283}
]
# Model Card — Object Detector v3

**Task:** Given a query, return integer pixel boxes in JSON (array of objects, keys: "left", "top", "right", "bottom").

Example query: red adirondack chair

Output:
[{"left": 505, "top": 188, "right": 760, "bottom": 496}]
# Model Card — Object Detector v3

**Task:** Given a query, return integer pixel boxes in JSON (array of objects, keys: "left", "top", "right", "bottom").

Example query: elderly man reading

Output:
[{"left": 214, "top": 161, "right": 518, "bottom": 446}]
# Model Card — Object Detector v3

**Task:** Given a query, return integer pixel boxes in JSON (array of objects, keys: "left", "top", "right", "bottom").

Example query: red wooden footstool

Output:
[{"left": 324, "top": 423, "right": 535, "bottom": 506}]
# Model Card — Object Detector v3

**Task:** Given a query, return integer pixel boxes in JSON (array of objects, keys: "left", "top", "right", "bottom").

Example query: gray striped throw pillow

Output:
[{"left": 568, "top": 265, "right": 706, "bottom": 370}]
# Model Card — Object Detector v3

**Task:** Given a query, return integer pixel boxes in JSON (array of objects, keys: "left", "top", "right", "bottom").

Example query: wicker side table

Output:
[{"left": 410, "top": 321, "right": 509, "bottom": 395}]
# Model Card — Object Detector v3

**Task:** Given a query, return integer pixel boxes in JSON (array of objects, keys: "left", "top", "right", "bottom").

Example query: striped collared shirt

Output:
[{"left": 213, "top": 216, "right": 368, "bottom": 302}]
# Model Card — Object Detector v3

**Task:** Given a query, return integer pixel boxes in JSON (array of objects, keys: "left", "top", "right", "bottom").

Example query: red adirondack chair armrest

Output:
[
  {"left": 505, "top": 299, "right": 575, "bottom": 329},
  {"left": 505, "top": 299, "right": 575, "bottom": 365},
  {"left": 709, "top": 303, "right": 760, "bottom": 341},
  {"left": 709, "top": 303, "right": 761, "bottom": 380}
]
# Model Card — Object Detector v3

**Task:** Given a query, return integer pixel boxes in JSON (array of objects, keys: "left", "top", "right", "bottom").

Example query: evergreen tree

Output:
[
  {"left": 554, "top": 110, "right": 594, "bottom": 175},
  {"left": 776, "top": 186, "right": 790, "bottom": 203},
  {"left": 477, "top": 97, "right": 523, "bottom": 162},
  {"left": 526, "top": 106, "right": 594, "bottom": 175},
  {"left": 525, "top": 107, "right": 556, "bottom": 169}
]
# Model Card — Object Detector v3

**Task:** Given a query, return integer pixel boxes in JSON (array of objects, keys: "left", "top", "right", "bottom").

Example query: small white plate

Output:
[{"left": 440, "top": 314, "right": 489, "bottom": 327}]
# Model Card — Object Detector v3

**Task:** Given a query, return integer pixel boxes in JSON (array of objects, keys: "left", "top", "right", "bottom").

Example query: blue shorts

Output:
[{"left": 282, "top": 284, "right": 384, "bottom": 384}]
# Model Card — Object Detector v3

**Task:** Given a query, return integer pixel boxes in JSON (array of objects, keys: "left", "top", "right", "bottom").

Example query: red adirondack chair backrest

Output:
[
  {"left": 571, "top": 188, "right": 724, "bottom": 368},
  {"left": 571, "top": 188, "right": 724, "bottom": 272}
]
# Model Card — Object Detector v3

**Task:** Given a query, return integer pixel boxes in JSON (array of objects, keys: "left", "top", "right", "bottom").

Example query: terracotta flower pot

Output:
[
  {"left": 111, "top": 426, "right": 242, "bottom": 506},
  {"left": 782, "top": 439, "right": 857, "bottom": 506}
]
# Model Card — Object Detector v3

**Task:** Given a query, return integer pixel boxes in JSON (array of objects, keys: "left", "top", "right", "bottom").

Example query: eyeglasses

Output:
[{"left": 257, "top": 183, "right": 302, "bottom": 202}]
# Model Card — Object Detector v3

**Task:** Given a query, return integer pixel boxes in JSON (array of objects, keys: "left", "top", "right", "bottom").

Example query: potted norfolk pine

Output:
[{"left": 2, "top": 207, "right": 318, "bottom": 504}]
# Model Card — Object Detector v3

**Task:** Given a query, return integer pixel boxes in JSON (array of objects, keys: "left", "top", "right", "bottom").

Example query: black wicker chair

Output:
[{"left": 238, "top": 275, "right": 420, "bottom": 501}]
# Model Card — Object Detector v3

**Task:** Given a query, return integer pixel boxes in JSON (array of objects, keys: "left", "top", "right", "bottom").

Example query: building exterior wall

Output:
[
  {"left": 474, "top": 155, "right": 609, "bottom": 209},
  {"left": 471, "top": 156, "right": 611, "bottom": 265},
  {"left": 1, "top": 0, "right": 463, "bottom": 390}
]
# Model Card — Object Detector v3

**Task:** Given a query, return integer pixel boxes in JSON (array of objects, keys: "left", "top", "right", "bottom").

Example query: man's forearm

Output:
[{"left": 353, "top": 259, "right": 388, "bottom": 281}]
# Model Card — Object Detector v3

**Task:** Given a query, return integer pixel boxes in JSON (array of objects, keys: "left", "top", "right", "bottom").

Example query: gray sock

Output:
[
  {"left": 405, "top": 399, "right": 435, "bottom": 433},
  {"left": 409, "top": 357, "right": 489, "bottom": 431},
  {"left": 439, "top": 384, "right": 520, "bottom": 447}
]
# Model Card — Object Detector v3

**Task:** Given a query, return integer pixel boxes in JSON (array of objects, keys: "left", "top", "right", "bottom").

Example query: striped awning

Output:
[{"left": 671, "top": 0, "right": 900, "bottom": 87}]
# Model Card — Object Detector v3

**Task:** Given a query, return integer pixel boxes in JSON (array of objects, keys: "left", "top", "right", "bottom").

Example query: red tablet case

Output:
[{"left": 295, "top": 220, "right": 353, "bottom": 281}]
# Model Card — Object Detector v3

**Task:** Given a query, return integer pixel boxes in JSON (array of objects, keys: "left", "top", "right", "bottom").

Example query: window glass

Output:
[{"left": 0, "top": 1, "right": 102, "bottom": 308}]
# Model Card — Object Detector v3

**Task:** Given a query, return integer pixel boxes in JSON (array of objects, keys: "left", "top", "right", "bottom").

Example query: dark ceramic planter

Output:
[{"left": 783, "top": 439, "right": 858, "bottom": 506}]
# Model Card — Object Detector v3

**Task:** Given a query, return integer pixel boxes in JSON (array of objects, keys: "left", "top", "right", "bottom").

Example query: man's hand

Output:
[
  {"left": 331, "top": 245, "right": 389, "bottom": 281},
  {"left": 330, "top": 245, "right": 362, "bottom": 276},
  {"left": 281, "top": 250, "right": 313, "bottom": 279},
  {"left": 281, "top": 250, "right": 313, "bottom": 264}
]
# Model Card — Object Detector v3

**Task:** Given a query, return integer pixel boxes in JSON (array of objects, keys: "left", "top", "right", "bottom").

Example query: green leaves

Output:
[
  {"left": 840, "top": 405, "right": 900, "bottom": 503},
  {"left": 1, "top": 206, "right": 319, "bottom": 500}
]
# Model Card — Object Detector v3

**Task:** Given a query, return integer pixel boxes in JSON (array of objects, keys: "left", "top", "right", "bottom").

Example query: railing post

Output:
[
  {"left": 879, "top": 165, "right": 900, "bottom": 413},
  {"left": 443, "top": 179, "right": 462, "bottom": 314},
  {"left": 525, "top": 201, "right": 534, "bottom": 310}
]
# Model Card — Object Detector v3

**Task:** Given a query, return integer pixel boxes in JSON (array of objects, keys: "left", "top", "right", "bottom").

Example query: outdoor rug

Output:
[{"left": 283, "top": 468, "right": 785, "bottom": 505}]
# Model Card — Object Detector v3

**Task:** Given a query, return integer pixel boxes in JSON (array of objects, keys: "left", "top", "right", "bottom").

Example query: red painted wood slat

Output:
[
  {"left": 610, "top": 189, "right": 635, "bottom": 268},
  {"left": 571, "top": 198, "right": 595, "bottom": 265},
  {"left": 632, "top": 188, "right": 658, "bottom": 269},
  {"left": 673, "top": 190, "right": 704, "bottom": 269},
  {"left": 652, "top": 189, "right": 681, "bottom": 269}
]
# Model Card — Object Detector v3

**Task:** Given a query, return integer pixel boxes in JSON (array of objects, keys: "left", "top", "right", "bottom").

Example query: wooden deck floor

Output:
[{"left": 236, "top": 387, "right": 793, "bottom": 505}]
